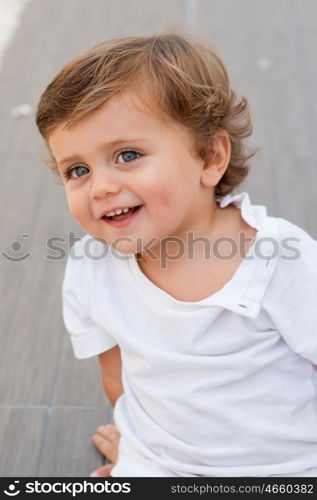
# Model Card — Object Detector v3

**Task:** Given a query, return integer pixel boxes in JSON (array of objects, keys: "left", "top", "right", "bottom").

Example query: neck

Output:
[{"left": 137, "top": 195, "right": 223, "bottom": 272}]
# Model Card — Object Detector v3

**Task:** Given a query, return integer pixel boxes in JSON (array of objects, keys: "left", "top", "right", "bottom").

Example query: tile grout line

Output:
[
  {"left": 0, "top": 0, "right": 31, "bottom": 71},
  {"left": 184, "top": 0, "right": 197, "bottom": 26}
]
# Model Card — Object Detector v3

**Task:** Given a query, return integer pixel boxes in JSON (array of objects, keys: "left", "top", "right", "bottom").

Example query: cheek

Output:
[
  {"left": 140, "top": 170, "right": 181, "bottom": 208},
  {"left": 150, "top": 178, "right": 194, "bottom": 212},
  {"left": 153, "top": 188, "right": 174, "bottom": 208},
  {"left": 66, "top": 191, "right": 90, "bottom": 221}
]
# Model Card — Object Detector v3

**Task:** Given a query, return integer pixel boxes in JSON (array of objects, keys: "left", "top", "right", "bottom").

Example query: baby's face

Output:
[{"left": 48, "top": 91, "right": 219, "bottom": 255}]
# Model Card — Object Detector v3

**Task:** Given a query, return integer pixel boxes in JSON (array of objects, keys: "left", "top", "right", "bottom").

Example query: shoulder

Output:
[
  {"left": 69, "top": 233, "right": 111, "bottom": 262},
  {"left": 272, "top": 215, "right": 316, "bottom": 242},
  {"left": 63, "top": 235, "right": 110, "bottom": 292},
  {"left": 258, "top": 216, "right": 317, "bottom": 362},
  {"left": 268, "top": 216, "right": 317, "bottom": 275},
  {"left": 63, "top": 234, "right": 133, "bottom": 293},
  {"left": 256, "top": 215, "right": 317, "bottom": 317},
  {"left": 66, "top": 233, "right": 129, "bottom": 271}
]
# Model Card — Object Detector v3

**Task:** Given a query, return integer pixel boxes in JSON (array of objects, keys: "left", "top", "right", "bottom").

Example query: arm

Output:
[{"left": 98, "top": 345, "right": 124, "bottom": 407}]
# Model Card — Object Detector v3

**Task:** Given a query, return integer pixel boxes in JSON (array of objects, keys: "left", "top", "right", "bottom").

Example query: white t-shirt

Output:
[{"left": 63, "top": 191, "right": 317, "bottom": 477}]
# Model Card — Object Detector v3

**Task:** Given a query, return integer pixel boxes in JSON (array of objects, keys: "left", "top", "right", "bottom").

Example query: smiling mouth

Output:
[{"left": 102, "top": 205, "right": 143, "bottom": 221}]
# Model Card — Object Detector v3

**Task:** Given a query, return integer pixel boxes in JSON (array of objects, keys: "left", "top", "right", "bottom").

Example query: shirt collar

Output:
[
  {"left": 218, "top": 191, "right": 268, "bottom": 231},
  {"left": 127, "top": 192, "right": 281, "bottom": 319},
  {"left": 212, "top": 191, "right": 280, "bottom": 318}
]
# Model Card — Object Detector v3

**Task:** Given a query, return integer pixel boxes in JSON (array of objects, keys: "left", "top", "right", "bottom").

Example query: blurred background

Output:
[{"left": 0, "top": 0, "right": 316, "bottom": 477}]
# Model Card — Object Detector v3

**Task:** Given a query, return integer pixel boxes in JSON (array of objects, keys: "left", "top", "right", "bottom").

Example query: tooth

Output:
[{"left": 105, "top": 206, "right": 134, "bottom": 218}]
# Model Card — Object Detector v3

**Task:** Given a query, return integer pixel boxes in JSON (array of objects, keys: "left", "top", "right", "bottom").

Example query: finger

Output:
[
  {"left": 90, "top": 463, "right": 114, "bottom": 477},
  {"left": 97, "top": 425, "right": 120, "bottom": 441},
  {"left": 92, "top": 434, "right": 118, "bottom": 462}
]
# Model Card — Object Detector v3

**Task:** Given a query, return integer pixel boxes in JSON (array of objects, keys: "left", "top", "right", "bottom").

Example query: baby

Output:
[{"left": 36, "top": 30, "right": 317, "bottom": 477}]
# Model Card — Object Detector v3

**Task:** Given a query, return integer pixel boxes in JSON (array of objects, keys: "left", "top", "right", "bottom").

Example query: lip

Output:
[{"left": 101, "top": 205, "right": 143, "bottom": 228}]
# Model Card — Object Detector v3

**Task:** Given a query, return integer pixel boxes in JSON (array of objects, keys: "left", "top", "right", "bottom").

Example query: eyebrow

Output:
[{"left": 57, "top": 138, "right": 150, "bottom": 167}]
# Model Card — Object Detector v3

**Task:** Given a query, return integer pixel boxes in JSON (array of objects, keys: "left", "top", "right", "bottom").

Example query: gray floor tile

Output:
[
  {"left": 37, "top": 407, "right": 113, "bottom": 477},
  {"left": 0, "top": 407, "right": 47, "bottom": 477}
]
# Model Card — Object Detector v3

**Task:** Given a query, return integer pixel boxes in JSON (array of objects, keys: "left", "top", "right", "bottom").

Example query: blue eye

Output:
[
  {"left": 117, "top": 150, "right": 140, "bottom": 164},
  {"left": 68, "top": 165, "right": 89, "bottom": 178}
]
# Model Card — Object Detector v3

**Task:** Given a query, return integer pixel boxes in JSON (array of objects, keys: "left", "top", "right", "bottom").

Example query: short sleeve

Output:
[
  {"left": 62, "top": 241, "right": 118, "bottom": 359},
  {"left": 260, "top": 222, "right": 317, "bottom": 364}
]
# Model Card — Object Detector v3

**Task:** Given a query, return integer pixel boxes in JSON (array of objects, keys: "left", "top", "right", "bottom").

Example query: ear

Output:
[{"left": 200, "top": 129, "right": 231, "bottom": 188}]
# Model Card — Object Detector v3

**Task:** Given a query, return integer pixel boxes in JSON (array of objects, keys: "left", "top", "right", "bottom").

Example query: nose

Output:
[{"left": 89, "top": 168, "right": 122, "bottom": 199}]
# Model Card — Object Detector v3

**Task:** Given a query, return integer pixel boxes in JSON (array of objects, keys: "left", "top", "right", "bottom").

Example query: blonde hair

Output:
[{"left": 36, "top": 28, "right": 255, "bottom": 197}]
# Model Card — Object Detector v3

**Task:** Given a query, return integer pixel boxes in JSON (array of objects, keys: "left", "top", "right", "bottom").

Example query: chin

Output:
[{"left": 109, "top": 240, "right": 140, "bottom": 256}]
